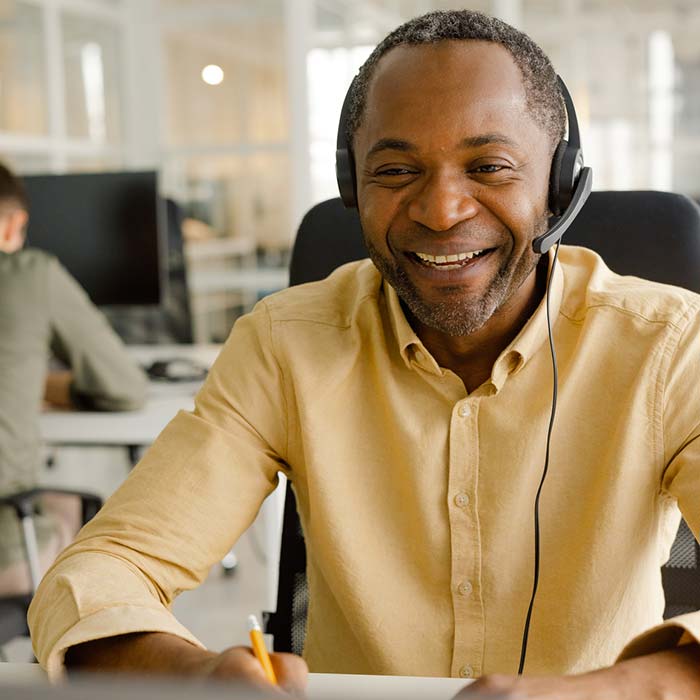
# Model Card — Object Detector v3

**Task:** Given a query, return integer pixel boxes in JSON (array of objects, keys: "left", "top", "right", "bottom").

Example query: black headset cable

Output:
[{"left": 517, "top": 241, "right": 561, "bottom": 675}]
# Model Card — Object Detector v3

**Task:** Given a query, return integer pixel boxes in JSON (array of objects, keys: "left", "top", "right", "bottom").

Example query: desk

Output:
[
  {"left": 38, "top": 343, "right": 285, "bottom": 606},
  {"left": 0, "top": 664, "right": 469, "bottom": 698},
  {"left": 40, "top": 345, "right": 221, "bottom": 448}
]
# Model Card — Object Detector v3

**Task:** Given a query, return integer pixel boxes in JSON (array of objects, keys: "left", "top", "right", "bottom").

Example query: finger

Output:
[
  {"left": 270, "top": 652, "right": 308, "bottom": 694},
  {"left": 208, "top": 646, "right": 274, "bottom": 688},
  {"left": 453, "top": 674, "right": 516, "bottom": 697}
]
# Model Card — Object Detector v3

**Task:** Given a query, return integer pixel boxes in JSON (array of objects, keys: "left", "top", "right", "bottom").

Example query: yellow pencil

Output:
[{"left": 248, "top": 614, "right": 278, "bottom": 685}]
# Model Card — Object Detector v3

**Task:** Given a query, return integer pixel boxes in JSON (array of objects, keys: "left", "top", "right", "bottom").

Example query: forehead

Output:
[{"left": 359, "top": 41, "right": 541, "bottom": 151}]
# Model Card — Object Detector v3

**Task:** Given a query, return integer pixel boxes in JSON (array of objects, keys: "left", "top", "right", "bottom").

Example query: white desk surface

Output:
[
  {"left": 0, "top": 664, "right": 468, "bottom": 698},
  {"left": 39, "top": 344, "right": 222, "bottom": 447},
  {"left": 188, "top": 268, "right": 289, "bottom": 294}
]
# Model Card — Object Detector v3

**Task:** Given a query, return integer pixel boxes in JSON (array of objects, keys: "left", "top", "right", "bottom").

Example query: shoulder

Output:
[
  {"left": 558, "top": 245, "right": 700, "bottom": 330},
  {"left": 0, "top": 247, "right": 57, "bottom": 275},
  {"left": 0, "top": 248, "right": 62, "bottom": 294},
  {"left": 258, "top": 259, "right": 381, "bottom": 328}
]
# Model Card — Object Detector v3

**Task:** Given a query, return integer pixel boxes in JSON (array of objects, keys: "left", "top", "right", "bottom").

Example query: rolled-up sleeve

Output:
[{"left": 28, "top": 300, "right": 290, "bottom": 679}]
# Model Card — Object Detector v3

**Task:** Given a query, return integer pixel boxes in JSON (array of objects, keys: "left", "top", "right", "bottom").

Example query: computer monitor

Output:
[{"left": 23, "top": 170, "right": 165, "bottom": 306}]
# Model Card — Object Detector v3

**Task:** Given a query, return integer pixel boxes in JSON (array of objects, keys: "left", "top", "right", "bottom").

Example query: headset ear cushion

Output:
[
  {"left": 548, "top": 140, "right": 567, "bottom": 216},
  {"left": 336, "top": 149, "right": 357, "bottom": 208}
]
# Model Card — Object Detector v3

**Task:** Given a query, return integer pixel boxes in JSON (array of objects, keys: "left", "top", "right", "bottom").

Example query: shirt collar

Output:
[
  {"left": 383, "top": 279, "right": 443, "bottom": 376},
  {"left": 491, "top": 247, "right": 564, "bottom": 390},
  {"left": 382, "top": 247, "right": 565, "bottom": 385}
]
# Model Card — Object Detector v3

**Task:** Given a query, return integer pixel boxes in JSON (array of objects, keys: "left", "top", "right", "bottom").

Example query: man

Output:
[
  {"left": 29, "top": 10, "right": 700, "bottom": 698},
  {"left": 0, "top": 162, "right": 148, "bottom": 594}
]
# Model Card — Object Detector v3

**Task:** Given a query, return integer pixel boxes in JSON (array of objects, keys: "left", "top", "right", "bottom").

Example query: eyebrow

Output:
[
  {"left": 461, "top": 133, "right": 519, "bottom": 148},
  {"left": 366, "top": 138, "right": 415, "bottom": 158},
  {"left": 365, "top": 133, "right": 519, "bottom": 158}
]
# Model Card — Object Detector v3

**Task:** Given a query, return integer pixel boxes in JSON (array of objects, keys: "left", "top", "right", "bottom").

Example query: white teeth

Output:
[{"left": 415, "top": 250, "right": 484, "bottom": 264}]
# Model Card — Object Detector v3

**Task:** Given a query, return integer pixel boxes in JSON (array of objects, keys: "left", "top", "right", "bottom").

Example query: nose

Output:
[{"left": 406, "top": 171, "right": 479, "bottom": 231}]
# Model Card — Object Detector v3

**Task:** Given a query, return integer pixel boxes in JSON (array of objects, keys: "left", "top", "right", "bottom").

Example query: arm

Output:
[
  {"left": 28, "top": 303, "right": 291, "bottom": 682},
  {"left": 46, "top": 256, "right": 148, "bottom": 411},
  {"left": 458, "top": 644, "right": 700, "bottom": 698},
  {"left": 65, "top": 632, "right": 307, "bottom": 692}
]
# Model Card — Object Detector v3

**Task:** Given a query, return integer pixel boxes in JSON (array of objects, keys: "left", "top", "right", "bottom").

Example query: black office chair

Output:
[
  {"left": 264, "top": 191, "right": 700, "bottom": 653},
  {"left": 0, "top": 487, "right": 102, "bottom": 654}
]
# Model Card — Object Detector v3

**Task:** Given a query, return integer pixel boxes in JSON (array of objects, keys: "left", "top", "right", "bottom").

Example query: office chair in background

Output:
[
  {"left": 264, "top": 191, "right": 700, "bottom": 654},
  {"left": 0, "top": 487, "right": 102, "bottom": 657}
]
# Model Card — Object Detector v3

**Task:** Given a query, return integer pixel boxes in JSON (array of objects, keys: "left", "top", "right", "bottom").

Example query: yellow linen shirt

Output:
[{"left": 29, "top": 246, "right": 700, "bottom": 680}]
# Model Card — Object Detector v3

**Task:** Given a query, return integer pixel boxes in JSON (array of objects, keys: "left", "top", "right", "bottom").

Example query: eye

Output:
[
  {"left": 472, "top": 164, "right": 507, "bottom": 174},
  {"left": 376, "top": 167, "right": 418, "bottom": 177}
]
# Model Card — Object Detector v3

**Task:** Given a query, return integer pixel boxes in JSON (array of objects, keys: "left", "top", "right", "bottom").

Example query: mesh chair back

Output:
[{"left": 265, "top": 192, "right": 700, "bottom": 652}]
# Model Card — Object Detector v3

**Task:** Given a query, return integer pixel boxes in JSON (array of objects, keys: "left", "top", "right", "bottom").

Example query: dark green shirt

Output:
[{"left": 0, "top": 248, "right": 148, "bottom": 564}]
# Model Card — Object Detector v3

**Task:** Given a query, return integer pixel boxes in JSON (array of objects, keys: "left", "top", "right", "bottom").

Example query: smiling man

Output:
[{"left": 29, "top": 10, "right": 700, "bottom": 699}]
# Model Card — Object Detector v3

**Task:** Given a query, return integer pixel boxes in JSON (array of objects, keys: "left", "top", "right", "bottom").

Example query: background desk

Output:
[
  {"left": 0, "top": 664, "right": 469, "bottom": 699},
  {"left": 40, "top": 344, "right": 221, "bottom": 448},
  {"left": 38, "top": 343, "right": 285, "bottom": 608}
]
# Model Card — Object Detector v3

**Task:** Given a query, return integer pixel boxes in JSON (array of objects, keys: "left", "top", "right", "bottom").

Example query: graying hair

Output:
[{"left": 346, "top": 9, "right": 566, "bottom": 150}]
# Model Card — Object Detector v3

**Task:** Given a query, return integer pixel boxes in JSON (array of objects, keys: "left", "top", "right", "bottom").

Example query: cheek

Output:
[
  {"left": 359, "top": 197, "right": 399, "bottom": 252},
  {"left": 491, "top": 185, "right": 549, "bottom": 247}
]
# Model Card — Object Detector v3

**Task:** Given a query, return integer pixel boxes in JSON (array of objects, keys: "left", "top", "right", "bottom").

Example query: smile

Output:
[{"left": 411, "top": 249, "right": 490, "bottom": 269}]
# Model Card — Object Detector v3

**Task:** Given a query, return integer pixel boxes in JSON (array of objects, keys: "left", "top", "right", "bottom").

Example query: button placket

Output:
[{"left": 449, "top": 398, "right": 484, "bottom": 679}]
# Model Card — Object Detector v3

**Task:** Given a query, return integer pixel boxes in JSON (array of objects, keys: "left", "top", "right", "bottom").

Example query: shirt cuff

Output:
[
  {"left": 41, "top": 604, "right": 205, "bottom": 682},
  {"left": 616, "top": 612, "right": 700, "bottom": 662}
]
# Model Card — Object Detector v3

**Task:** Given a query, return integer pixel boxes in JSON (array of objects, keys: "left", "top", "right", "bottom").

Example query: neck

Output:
[{"left": 412, "top": 257, "right": 549, "bottom": 393}]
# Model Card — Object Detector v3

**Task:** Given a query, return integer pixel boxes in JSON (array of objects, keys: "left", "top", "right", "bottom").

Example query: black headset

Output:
[{"left": 335, "top": 74, "right": 593, "bottom": 254}]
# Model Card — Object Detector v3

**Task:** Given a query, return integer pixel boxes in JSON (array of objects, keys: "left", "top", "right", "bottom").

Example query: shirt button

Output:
[
  {"left": 457, "top": 581, "right": 473, "bottom": 596},
  {"left": 454, "top": 493, "right": 469, "bottom": 508},
  {"left": 459, "top": 665, "right": 474, "bottom": 679},
  {"left": 458, "top": 403, "right": 471, "bottom": 418}
]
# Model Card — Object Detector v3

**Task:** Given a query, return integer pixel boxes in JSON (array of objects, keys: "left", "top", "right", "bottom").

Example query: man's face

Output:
[{"left": 354, "top": 41, "right": 553, "bottom": 337}]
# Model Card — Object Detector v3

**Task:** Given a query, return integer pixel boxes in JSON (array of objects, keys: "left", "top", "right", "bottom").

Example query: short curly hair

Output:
[{"left": 346, "top": 9, "right": 566, "bottom": 152}]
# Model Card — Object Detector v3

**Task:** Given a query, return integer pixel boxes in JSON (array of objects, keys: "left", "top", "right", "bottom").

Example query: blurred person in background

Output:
[{"left": 0, "top": 161, "right": 148, "bottom": 595}]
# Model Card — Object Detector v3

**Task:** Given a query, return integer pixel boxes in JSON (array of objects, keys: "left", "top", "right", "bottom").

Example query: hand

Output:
[
  {"left": 198, "top": 645, "right": 307, "bottom": 695},
  {"left": 44, "top": 370, "right": 74, "bottom": 408},
  {"left": 65, "top": 632, "right": 308, "bottom": 695},
  {"left": 454, "top": 644, "right": 700, "bottom": 699},
  {"left": 455, "top": 672, "right": 611, "bottom": 698}
]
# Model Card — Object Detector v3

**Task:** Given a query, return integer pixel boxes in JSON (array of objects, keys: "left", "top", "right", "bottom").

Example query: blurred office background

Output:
[
  {"left": 1, "top": 0, "right": 699, "bottom": 342},
  {"left": 1, "top": 0, "right": 700, "bottom": 659}
]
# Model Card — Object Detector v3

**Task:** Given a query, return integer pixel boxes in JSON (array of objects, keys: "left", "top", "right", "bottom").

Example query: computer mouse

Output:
[{"left": 146, "top": 358, "right": 208, "bottom": 382}]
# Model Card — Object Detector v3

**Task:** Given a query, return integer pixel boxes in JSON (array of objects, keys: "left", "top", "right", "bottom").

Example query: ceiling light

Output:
[{"left": 201, "top": 64, "right": 224, "bottom": 86}]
